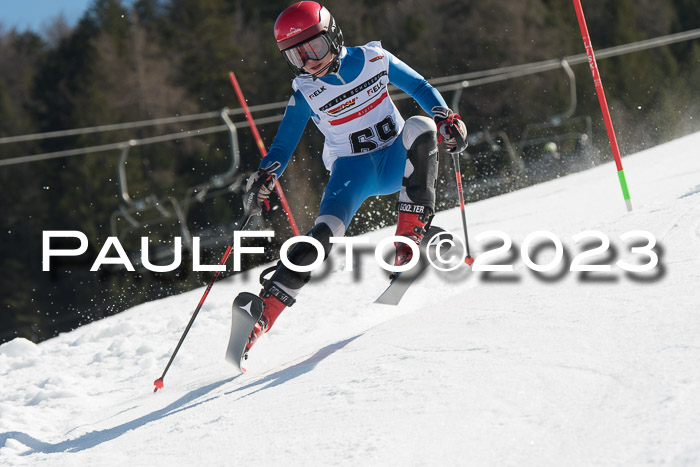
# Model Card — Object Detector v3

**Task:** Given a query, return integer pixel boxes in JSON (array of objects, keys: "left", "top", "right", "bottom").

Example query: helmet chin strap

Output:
[{"left": 308, "top": 53, "right": 340, "bottom": 80}]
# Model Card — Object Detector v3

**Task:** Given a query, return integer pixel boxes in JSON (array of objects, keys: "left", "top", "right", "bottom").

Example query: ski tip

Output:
[
  {"left": 153, "top": 378, "right": 164, "bottom": 392},
  {"left": 465, "top": 256, "right": 475, "bottom": 266}
]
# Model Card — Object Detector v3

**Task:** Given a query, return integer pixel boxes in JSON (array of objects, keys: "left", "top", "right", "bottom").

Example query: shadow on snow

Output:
[{"left": 0, "top": 335, "right": 360, "bottom": 455}]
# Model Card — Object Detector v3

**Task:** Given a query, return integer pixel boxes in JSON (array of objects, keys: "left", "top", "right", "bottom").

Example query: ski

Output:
[
  {"left": 225, "top": 292, "right": 264, "bottom": 373},
  {"left": 374, "top": 226, "right": 453, "bottom": 306}
]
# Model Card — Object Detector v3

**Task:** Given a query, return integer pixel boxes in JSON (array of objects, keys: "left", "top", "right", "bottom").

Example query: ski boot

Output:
[
  {"left": 244, "top": 281, "right": 295, "bottom": 358},
  {"left": 393, "top": 203, "right": 434, "bottom": 268}
]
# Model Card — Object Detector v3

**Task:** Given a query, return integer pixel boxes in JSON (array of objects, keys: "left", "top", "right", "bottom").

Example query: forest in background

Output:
[{"left": 1, "top": 0, "right": 699, "bottom": 343}]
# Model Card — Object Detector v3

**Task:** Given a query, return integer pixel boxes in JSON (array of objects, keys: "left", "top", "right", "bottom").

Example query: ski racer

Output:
[{"left": 240, "top": 1, "right": 467, "bottom": 353}]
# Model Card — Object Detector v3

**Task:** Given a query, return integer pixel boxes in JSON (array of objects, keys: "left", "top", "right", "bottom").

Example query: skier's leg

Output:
[
  {"left": 382, "top": 116, "right": 439, "bottom": 266},
  {"left": 399, "top": 116, "right": 439, "bottom": 208},
  {"left": 264, "top": 154, "right": 374, "bottom": 297},
  {"left": 246, "top": 155, "right": 377, "bottom": 351},
  {"left": 244, "top": 220, "right": 335, "bottom": 352}
]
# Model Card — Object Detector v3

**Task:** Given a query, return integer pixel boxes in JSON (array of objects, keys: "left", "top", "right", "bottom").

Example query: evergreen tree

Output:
[{"left": 2, "top": 0, "right": 699, "bottom": 343}]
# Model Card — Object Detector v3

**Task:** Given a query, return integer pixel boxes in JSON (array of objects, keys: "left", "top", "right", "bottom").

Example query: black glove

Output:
[
  {"left": 432, "top": 106, "right": 468, "bottom": 153},
  {"left": 243, "top": 162, "right": 280, "bottom": 216}
]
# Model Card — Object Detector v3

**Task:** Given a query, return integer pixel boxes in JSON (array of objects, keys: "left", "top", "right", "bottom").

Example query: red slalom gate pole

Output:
[
  {"left": 572, "top": 0, "right": 633, "bottom": 212},
  {"left": 228, "top": 71, "right": 301, "bottom": 236}
]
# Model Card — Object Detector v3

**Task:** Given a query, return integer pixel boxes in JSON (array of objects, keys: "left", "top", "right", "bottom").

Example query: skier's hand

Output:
[
  {"left": 432, "top": 106, "right": 468, "bottom": 153},
  {"left": 244, "top": 164, "right": 278, "bottom": 216}
]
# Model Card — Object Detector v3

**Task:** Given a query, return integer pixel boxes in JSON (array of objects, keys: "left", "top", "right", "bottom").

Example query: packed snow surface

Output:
[{"left": 2, "top": 133, "right": 700, "bottom": 466}]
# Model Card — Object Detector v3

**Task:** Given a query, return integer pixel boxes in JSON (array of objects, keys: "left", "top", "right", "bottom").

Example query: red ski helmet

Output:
[{"left": 274, "top": 1, "right": 344, "bottom": 76}]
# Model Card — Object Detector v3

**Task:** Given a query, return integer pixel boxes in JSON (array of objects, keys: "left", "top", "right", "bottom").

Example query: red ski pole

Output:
[
  {"left": 153, "top": 213, "right": 253, "bottom": 392},
  {"left": 572, "top": 0, "right": 633, "bottom": 212},
  {"left": 228, "top": 71, "right": 301, "bottom": 236},
  {"left": 451, "top": 152, "right": 475, "bottom": 266}
]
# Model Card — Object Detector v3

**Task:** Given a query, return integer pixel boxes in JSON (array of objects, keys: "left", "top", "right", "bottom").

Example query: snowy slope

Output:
[{"left": 2, "top": 133, "right": 700, "bottom": 466}]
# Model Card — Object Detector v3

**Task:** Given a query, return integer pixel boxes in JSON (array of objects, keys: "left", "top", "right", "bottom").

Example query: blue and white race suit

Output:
[{"left": 260, "top": 41, "right": 447, "bottom": 235}]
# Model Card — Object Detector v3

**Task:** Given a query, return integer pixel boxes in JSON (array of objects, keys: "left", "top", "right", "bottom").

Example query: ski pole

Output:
[
  {"left": 572, "top": 0, "right": 632, "bottom": 212},
  {"left": 449, "top": 132, "right": 475, "bottom": 265},
  {"left": 228, "top": 71, "right": 301, "bottom": 236},
  {"left": 153, "top": 213, "right": 253, "bottom": 392}
]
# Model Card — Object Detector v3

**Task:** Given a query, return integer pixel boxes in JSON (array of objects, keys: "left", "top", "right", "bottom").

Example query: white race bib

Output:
[{"left": 293, "top": 42, "right": 405, "bottom": 170}]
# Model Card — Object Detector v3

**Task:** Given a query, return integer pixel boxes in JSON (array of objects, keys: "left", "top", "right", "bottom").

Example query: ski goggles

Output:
[{"left": 282, "top": 35, "right": 331, "bottom": 68}]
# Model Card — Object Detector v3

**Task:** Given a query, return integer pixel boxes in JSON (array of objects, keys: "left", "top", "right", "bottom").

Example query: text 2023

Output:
[{"left": 467, "top": 230, "right": 658, "bottom": 273}]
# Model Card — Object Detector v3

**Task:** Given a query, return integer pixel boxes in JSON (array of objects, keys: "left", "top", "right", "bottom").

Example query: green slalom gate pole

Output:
[{"left": 573, "top": 0, "right": 633, "bottom": 212}]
